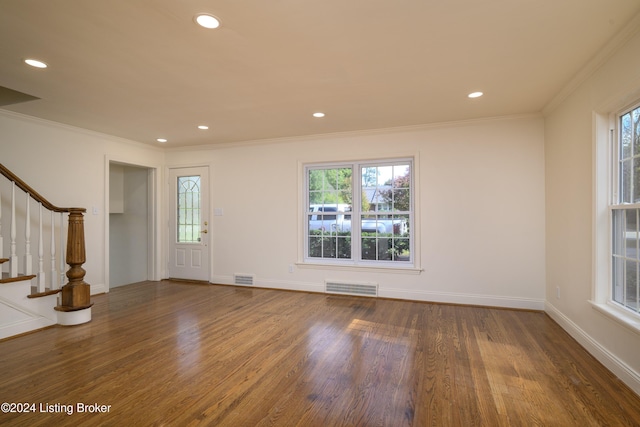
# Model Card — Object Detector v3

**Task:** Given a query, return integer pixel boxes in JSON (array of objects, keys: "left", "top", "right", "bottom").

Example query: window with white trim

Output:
[
  {"left": 305, "top": 159, "right": 413, "bottom": 266},
  {"left": 611, "top": 102, "right": 640, "bottom": 315}
]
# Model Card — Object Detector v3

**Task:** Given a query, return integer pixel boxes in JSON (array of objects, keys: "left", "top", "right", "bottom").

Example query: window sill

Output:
[
  {"left": 296, "top": 262, "right": 423, "bottom": 275},
  {"left": 589, "top": 300, "right": 640, "bottom": 336}
]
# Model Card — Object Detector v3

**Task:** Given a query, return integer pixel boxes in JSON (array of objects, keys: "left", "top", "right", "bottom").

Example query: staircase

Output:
[{"left": 0, "top": 163, "right": 92, "bottom": 340}]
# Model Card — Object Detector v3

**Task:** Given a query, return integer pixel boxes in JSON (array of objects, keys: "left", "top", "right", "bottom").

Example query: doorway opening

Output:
[{"left": 109, "top": 162, "right": 155, "bottom": 288}]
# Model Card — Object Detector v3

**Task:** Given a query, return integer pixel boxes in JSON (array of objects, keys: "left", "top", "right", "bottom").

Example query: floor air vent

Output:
[
  {"left": 234, "top": 274, "right": 255, "bottom": 286},
  {"left": 325, "top": 281, "right": 378, "bottom": 297}
]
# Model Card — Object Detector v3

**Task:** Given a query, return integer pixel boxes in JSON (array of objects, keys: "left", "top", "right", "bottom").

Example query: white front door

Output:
[{"left": 168, "top": 167, "right": 210, "bottom": 281}]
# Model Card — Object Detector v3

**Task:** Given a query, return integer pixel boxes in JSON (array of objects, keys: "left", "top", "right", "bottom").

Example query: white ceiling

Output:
[{"left": 1, "top": 0, "right": 639, "bottom": 147}]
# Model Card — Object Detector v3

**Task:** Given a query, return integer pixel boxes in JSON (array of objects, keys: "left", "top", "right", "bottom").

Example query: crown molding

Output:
[
  {"left": 543, "top": 12, "right": 640, "bottom": 116},
  {"left": 0, "top": 109, "right": 163, "bottom": 153},
  {"left": 165, "top": 113, "right": 543, "bottom": 152}
]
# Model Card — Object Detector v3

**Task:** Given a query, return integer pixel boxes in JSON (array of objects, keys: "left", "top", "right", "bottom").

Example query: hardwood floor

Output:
[{"left": 1, "top": 280, "right": 639, "bottom": 426}]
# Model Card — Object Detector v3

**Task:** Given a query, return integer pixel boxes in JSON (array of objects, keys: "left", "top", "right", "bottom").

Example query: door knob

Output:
[{"left": 201, "top": 229, "right": 208, "bottom": 234}]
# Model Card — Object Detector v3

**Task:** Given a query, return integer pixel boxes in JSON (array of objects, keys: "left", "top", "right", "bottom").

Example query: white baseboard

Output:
[
  {"left": 90, "top": 283, "right": 108, "bottom": 295},
  {"left": 545, "top": 302, "right": 640, "bottom": 396},
  {"left": 209, "top": 276, "right": 544, "bottom": 310},
  {"left": 210, "top": 275, "right": 324, "bottom": 294},
  {"left": 257, "top": 278, "right": 324, "bottom": 293},
  {"left": 380, "top": 288, "right": 545, "bottom": 310},
  {"left": 0, "top": 316, "right": 56, "bottom": 340}
]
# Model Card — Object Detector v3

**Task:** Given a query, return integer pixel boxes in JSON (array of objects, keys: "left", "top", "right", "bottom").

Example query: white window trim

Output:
[
  {"left": 298, "top": 156, "right": 421, "bottom": 272},
  {"left": 592, "top": 105, "right": 640, "bottom": 335}
]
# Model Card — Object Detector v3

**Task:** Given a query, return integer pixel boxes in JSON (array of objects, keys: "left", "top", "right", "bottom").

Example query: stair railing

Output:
[{"left": 0, "top": 163, "right": 91, "bottom": 311}]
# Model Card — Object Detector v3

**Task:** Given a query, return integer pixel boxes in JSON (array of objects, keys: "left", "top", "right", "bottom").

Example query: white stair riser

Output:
[{"left": 0, "top": 277, "right": 58, "bottom": 339}]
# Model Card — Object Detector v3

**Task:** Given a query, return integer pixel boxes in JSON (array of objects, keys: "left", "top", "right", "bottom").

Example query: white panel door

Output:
[{"left": 169, "top": 167, "right": 210, "bottom": 281}]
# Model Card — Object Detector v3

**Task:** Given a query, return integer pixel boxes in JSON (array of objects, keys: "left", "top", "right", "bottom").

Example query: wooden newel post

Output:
[{"left": 55, "top": 208, "right": 92, "bottom": 312}]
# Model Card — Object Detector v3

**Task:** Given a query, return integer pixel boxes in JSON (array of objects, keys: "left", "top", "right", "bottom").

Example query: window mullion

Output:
[
  {"left": 353, "top": 164, "right": 362, "bottom": 262},
  {"left": 612, "top": 127, "right": 618, "bottom": 205},
  {"left": 631, "top": 124, "right": 634, "bottom": 204}
]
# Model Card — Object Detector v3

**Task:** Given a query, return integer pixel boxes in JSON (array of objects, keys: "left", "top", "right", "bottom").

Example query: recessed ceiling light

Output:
[
  {"left": 195, "top": 14, "right": 220, "bottom": 29},
  {"left": 198, "top": 125, "right": 209, "bottom": 130},
  {"left": 313, "top": 112, "right": 325, "bottom": 118},
  {"left": 24, "top": 58, "right": 47, "bottom": 68},
  {"left": 156, "top": 138, "right": 167, "bottom": 143},
  {"left": 468, "top": 91, "right": 483, "bottom": 98}
]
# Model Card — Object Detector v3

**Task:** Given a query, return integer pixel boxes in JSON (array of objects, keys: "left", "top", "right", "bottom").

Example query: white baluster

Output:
[
  {"left": 24, "top": 194, "right": 32, "bottom": 276},
  {"left": 59, "top": 212, "right": 66, "bottom": 286},
  {"left": 37, "top": 203, "right": 45, "bottom": 292},
  {"left": 10, "top": 182, "right": 17, "bottom": 277},
  {"left": 50, "top": 210, "right": 57, "bottom": 290}
]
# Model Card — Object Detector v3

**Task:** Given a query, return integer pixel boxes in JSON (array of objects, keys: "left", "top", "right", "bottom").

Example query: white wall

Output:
[
  {"left": 167, "top": 115, "right": 546, "bottom": 309},
  {"left": 0, "top": 111, "right": 165, "bottom": 294},
  {"left": 544, "top": 25, "right": 640, "bottom": 394}
]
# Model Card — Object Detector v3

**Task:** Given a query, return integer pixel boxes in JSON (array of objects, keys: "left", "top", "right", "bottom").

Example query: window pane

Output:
[
  {"left": 625, "top": 260, "right": 637, "bottom": 310},
  {"left": 393, "top": 166, "right": 410, "bottom": 188},
  {"left": 335, "top": 170, "right": 352, "bottom": 191},
  {"left": 612, "top": 207, "right": 640, "bottom": 314},
  {"left": 392, "top": 214, "right": 410, "bottom": 236},
  {"left": 309, "top": 191, "right": 323, "bottom": 204},
  {"left": 613, "top": 255, "right": 624, "bottom": 303},
  {"left": 621, "top": 159, "right": 632, "bottom": 203},
  {"left": 391, "top": 188, "right": 411, "bottom": 212},
  {"left": 338, "top": 190, "right": 351, "bottom": 205},
  {"left": 362, "top": 167, "right": 378, "bottom": 187},
  {"left": 362, "top": 237, "right": 377, "bottom": 260},
  {"left": 634, "top": 157, "right": 640, "bottom": 203},
  {"left": 621, "top": 113, "right": 632, "bottom": 159},
  {"left": 309, "top": 234, "right": 322, "bottom": 258},
  {"left": 377, "top": 237, "right": 392, "bottom": 260},
  {"left": 377, "top": 166, "right": 392, "bottom": 186},
  {"left": 308, "top": 168, "right": 352, "bottom": 205},
  {"left": 612, "top": 209, "right": 625, "bottom": 257},
  {"left": 322, "top": 236, "right": 336, "bottom": 258},
  {"left": 626, "top": 210, "right": 639, "bottom": 259},
  {"left": 337, "top": 236, "right": 351, "bottom": 259},
  {"left": 308, "top": 170, "right": 324, "bottom": 191},
  {"left": 393, "top": 238, "right": 411, "bottom": 261},
  {"left": 177, "top": 175, "right": 201, "bottom": 243}
]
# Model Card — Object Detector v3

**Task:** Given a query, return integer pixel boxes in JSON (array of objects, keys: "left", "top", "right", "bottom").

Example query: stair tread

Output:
[
  {"left": 0, "top": 273, "right": 37, "bottom": 284},
  {"left": 28, "top": 287, "right": 61, "bottom": 299}
]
